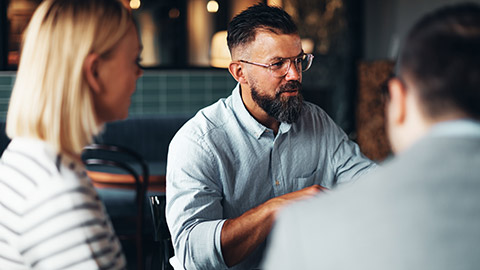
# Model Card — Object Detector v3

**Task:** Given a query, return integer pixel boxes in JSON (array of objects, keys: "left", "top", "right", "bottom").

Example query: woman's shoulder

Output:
[
  {"left": 0, "top": 138, "right": 91, "bottom": 196},
  {"left": 1, "top": 138, "right": 61, "bottom": 178}
]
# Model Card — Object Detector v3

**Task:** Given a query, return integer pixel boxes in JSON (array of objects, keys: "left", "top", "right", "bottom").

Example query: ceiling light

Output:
[{"left": 207, "top": 0, "right": 219, "bottom": 13}]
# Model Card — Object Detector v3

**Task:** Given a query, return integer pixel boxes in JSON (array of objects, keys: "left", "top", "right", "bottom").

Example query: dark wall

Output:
[
  {"left": 363, "top": 0, "right": 480, "bottom": 60},
  {"left": 0, "top": 0, "right": 8, "bottom": 70},
  {"left": 292, "top": 0, "right": 364, "bottom": 135}
]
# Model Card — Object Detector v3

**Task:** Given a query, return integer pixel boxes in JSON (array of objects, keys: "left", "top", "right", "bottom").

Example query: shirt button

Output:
[{"left": 275, "top": 180, "right": 280, "bottom": 186}]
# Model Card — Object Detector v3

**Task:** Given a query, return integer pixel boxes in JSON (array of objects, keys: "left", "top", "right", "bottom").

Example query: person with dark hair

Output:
[
  {"left": 263, "top": 3, "right": 480, "bottom": 270},
  {"left": 166, "top": 4, "right": 375, "bottom": 269}
]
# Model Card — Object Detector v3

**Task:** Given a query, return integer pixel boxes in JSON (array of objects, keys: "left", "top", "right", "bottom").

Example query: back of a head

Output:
[
  {"left": 227, "top": 3, "right": 297, "bottom": 55},
  {"left": 6, "top": 0, "right": 133, "bottom": 155},
  {"left": 397, "top": 2, "right": 480, "bottom": 120}
]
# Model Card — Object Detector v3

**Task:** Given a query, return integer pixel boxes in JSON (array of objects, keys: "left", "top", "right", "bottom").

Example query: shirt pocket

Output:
[{"left": 292, "top": 169, "right": 320, "bottom": 190}]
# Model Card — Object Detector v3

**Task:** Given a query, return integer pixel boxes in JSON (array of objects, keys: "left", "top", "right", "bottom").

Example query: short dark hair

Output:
[
  {"left": 397, "top": 2, "right": 480, "bottom": 119},
  {"left": 227, "top": 3, "right": 298, "bottom": 53}
]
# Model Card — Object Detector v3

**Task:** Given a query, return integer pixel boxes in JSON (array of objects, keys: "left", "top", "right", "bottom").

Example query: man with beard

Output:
[{"left": 165, "top": 4, "right": 376, "bottom": 270}]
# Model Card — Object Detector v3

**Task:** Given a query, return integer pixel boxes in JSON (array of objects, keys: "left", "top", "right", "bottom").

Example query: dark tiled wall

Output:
[
  {"left": 0, "top": 74, "right": 13, "bottom": 120},
  {"left": 0, "top": 70, "right": 238, "bottom": 120}
]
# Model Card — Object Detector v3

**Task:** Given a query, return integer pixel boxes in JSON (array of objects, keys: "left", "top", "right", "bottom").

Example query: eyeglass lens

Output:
[
  {"left": 299, "top": 55, "right": 312, "bottom": 72},
  {"left": 272, "top": 54, "right": 313, "bottom": 77}
]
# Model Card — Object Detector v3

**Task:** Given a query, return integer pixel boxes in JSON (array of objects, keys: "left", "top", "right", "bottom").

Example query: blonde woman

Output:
[{"left": 0, "top": 0, "right": 143, "bottom": 269}]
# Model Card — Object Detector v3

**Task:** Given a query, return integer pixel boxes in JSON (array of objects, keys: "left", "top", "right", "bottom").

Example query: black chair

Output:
[
  {"left": 82, "top": 144, "right": 149, "bottom": 270},
  {"left": 0, "top": 121, "right": 11, "bottom": 157},
  {"left": 149, "top": 194, "right": 174, "bottom": 270}
]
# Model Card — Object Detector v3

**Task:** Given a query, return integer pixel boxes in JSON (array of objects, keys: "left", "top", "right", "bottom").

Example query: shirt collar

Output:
[
  {"left": 232, "top": 83, "right": 292, "bottom": 139},
  {"left": 428, "top": 118, "right": 480, "bottom": 138},
  {"left": 231, "top": 84, "right": 267, "bottom": 139},
  {"left": 278, "top": 121, "right": 292, "bottom": 134},
  {"left": 231, "top": 83, "right": 295, "bottom": 139}
]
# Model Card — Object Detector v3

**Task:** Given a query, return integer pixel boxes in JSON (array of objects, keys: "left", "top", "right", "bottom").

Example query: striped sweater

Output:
[{"left": 0, "top": 138, "right": 126, "bottom": 270}]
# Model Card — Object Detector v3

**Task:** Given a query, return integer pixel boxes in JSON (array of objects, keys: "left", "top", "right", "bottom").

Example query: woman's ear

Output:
[
  {"left": 83, "top": 53, "right": 101, "bottom": 94},
  {"left": 228, "top": 62, "right": 248, "bottom": 84}
]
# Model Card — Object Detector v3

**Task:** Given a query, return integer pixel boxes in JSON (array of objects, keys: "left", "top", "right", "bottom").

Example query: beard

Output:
[{"left": 250, "top": 80, "right": 304, "bottom": 124}]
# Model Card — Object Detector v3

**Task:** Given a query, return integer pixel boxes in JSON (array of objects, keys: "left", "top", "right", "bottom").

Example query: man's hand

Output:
[{"left": 266, "top": 185, "right": 326, "bottom": 218}]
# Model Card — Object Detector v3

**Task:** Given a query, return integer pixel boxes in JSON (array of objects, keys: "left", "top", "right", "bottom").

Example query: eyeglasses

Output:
[{"left": 239, "top": 53, "right": 314, "bottom": 78}]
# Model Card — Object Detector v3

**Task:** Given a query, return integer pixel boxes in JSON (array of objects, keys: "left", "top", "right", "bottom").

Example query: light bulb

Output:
[
  {"left": 130, "top": 0, "right": 140, "bottom": 9},
  {"left": 207, "top": 0, "right": 219, "bottom": 13}
]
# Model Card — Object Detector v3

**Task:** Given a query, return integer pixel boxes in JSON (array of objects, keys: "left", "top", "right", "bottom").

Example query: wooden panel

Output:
[{"left": 356, "top": 60, "right": 394, "bottom": 162}]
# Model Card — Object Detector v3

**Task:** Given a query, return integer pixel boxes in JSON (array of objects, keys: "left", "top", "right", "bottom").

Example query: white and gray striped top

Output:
[{"left": 0, "top": 138, "right": 126, "bottom": 270}]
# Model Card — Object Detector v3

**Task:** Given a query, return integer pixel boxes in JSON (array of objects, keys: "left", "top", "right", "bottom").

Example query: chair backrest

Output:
[
  {"left": 94, "top": 116, "right": 190, "bottom": 163},
  {"left": 149, "top": 194, "right": 174, "bottom": 270},
  {"left": 0, "top": 121, "right": 11, "bottom": 157},
  {"left": 82, "top": 143, "right": 149, "bottom": 270}
]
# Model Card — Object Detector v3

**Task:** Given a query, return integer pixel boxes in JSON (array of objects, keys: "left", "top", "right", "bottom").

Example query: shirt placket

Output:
[{"left": 270, "top": 132, "right": 287, "bottom": 197}]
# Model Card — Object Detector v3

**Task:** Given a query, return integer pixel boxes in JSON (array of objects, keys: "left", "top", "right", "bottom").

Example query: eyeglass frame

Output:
[{"left": 237, "top": 53, "right": 314, "bottom": 78}]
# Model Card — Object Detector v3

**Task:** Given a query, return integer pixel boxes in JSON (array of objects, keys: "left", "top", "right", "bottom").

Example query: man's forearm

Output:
[
  {"left": 220, "top": 185, "right": 324, "bottom": 267},
  {"left": 221, "top": 202, "right": 275, "bottom": 267}
]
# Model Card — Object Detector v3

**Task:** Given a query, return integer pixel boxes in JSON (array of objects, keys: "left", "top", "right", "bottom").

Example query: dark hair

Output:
[
  {"left": 227, "top": 3, "right": 298, "bottom": 53},
  {"left": 397, "top": 2, "right": 480, "bottom": 119}
]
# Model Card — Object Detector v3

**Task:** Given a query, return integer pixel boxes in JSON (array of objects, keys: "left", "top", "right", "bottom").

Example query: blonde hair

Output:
[{"left": 6, "top": 0, "right": 133, "bottom": 155}]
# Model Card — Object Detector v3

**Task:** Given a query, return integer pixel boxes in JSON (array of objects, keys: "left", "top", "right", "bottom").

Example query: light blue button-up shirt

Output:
[
  {"left": 166, "top": 85, "right": 376, "bottom": 270},
  {"left": 429, "top": 119, "right": 480, "bottom": 138}
]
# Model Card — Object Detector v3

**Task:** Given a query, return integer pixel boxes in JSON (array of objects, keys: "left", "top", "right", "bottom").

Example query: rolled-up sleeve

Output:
[{"left": 166, "top": 128, "right": 228, "bottom": 270}]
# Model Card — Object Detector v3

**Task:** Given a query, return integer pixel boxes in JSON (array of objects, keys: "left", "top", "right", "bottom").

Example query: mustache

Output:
[{"left": 278, "top": 81, "right": 302, "bottom": 93}]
